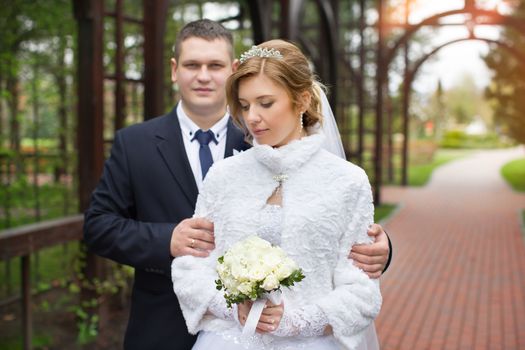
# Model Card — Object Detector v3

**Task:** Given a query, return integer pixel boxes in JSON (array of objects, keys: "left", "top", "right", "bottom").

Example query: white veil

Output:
[
  {"left": 317, "top": 86, "right": 346, "bottom": 159},
  {"left": 318, "top": 86, "right": 380, "bottom": 350}
]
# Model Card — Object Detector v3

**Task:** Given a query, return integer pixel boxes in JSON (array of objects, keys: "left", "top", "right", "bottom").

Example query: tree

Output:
[
  {"left": 0, "top": 0, "right": 74, "bottom": 176},
  {"left": 483, "top": 1, "right": 525, "bottom": 145}
]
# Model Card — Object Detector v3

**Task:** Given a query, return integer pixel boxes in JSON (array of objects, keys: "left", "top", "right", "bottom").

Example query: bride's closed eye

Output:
[{"left": 260, "top": 101, "right": 274, "bottom": 109}]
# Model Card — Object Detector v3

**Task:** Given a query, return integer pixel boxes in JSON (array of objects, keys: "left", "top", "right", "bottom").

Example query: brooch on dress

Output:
[
  {"left": 272, "top": 174, "right": 288, "bottom": 194},
  {"left": 272, "top": 174, "right": 288, "bottom": 184}
]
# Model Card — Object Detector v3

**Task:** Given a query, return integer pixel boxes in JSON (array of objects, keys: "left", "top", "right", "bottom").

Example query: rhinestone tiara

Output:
[{"left": 239, "top": 45, "right": 284, "bottom": 64}]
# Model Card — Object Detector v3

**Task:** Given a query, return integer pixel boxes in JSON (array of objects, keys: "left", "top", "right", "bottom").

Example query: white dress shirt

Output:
[{"left": 177, "top": 102, "right": 229, "bottom": 190}]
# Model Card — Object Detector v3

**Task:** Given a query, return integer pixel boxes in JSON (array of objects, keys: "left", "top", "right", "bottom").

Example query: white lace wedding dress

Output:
[{"left": 172, "top": 131, "right": 382, "bottom": 350}]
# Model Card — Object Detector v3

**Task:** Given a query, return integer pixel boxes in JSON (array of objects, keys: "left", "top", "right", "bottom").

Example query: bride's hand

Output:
[
  {"left": 256, "top": 300, "right": 284, "bottom": 334},
  {"left": 237, "top": 300, "right": 252, "bottom": 326},
  {"left": 237, "top": 300, "right": 285, "bottom": 333}
]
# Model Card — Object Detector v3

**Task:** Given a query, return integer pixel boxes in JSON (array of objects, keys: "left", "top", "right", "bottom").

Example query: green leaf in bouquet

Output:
[
  {"left": 215, "top": 278, "right": 224, "bottom": 291},
  {"left": 280, "top": 269, "right": 305, "bottom": 288}
]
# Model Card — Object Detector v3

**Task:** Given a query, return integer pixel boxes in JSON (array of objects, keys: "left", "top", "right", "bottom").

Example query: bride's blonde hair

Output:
[{"left": 226, "top": 39, "right": 324, "bottom": 139}]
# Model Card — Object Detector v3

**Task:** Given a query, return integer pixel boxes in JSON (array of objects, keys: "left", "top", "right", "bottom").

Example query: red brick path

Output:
[{"left": 376, "top": 147, "right": 525, "bottom": 350}]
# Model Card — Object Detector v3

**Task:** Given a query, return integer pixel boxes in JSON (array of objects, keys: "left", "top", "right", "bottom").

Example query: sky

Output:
[{"left": 412, "top": 26, "right": 498, "bottom": 95}]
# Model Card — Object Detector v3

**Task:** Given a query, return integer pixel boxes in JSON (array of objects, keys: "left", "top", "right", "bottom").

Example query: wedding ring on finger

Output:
[{"left": 190, "top": 238, "right": 195, "bottom": 248}]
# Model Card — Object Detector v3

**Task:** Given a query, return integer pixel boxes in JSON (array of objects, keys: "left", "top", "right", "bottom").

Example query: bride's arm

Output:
[
  {"left": 171, "top": 165, "right": 235, "bottom": 334},
  {"left": 272, "top": 172, "right": 382, "bottom": 346}
]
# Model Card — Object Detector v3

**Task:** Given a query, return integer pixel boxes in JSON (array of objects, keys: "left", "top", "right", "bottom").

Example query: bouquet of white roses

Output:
[{"left": 215, "top": 236, "right": 305, "bottom": 308}]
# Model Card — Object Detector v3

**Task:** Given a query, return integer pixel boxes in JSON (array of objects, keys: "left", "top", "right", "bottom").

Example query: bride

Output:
[{"left": 172, "top": 39, "right": 381, "bottom": 350}]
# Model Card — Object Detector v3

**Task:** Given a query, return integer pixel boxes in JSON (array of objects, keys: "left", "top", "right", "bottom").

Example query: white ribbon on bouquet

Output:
[{"left": 241, "top": 290, "right": 282, "bottom": 338}]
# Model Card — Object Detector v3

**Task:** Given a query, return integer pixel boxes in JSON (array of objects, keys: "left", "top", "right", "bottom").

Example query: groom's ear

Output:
[
  {"left": 232, "top": 58, "right": 240, "bottom": 72},
  {"left": 171, "top": 58, "right": 178, "bottom": 83}
]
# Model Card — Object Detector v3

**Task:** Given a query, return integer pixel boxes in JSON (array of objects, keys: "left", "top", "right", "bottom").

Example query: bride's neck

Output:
[{"left": 273, "top": 130, "right": 308, "bottom": 149}]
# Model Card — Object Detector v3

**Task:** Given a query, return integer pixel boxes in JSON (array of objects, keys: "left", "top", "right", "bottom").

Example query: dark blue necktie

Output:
[{"left": 192, "top": 129, "right": 217, "bottom": 179}]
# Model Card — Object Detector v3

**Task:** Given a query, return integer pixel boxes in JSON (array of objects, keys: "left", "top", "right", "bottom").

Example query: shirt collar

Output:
[{"left": 177, "top": 102, "right": 229, "bottom": 142}]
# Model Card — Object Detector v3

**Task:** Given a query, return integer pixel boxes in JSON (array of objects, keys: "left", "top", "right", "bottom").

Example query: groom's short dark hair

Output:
[{"left": 173, "top": 19, "right": 234, "bottom": 60}]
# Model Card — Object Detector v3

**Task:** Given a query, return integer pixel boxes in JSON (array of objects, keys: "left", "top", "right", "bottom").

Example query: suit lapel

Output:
[
  {"left": 155, "top": 107, "right": 199, "bottom": 207},
  {"left": 224, "top": 117, "right": 249, "bottom": 158}
]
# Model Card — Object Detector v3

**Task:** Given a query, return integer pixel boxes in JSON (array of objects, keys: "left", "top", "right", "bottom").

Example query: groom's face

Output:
[{"left": 171, "top": 37, "right": 237, "bottom": 119}]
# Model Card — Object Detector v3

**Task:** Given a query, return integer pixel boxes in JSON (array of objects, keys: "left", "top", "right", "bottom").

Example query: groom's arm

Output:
[
  {"left": 349, "top": 224, "right": 392, "bottom": 279},
  {"left": 83, "top": 130, "right": 175, "bottom": 273},
  {"left": 83, "top": 130, "right": 213, "bottom": 275}
]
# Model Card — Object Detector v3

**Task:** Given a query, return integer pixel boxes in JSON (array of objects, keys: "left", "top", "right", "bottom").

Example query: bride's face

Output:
[{"left": 238, "top": 74, "right": 302, "bottom": 147}]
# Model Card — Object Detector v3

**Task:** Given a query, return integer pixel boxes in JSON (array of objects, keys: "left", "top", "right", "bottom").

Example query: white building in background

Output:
[{"left": 465, "top": 115, "right": 488, "bottom": 135}]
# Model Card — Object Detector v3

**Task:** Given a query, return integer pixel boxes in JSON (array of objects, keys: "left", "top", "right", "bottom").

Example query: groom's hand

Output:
[
  {"left": 170, "top": 218, "right": 215, "bottom": 258},
  {"left": 349, "top": 223, "right": 389, "bottom": 279}
]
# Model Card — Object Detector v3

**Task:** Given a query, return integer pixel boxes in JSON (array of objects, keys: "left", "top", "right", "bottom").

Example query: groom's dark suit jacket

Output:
[{"left": 83, "top": 106, "right": 249, "bottom": 350}]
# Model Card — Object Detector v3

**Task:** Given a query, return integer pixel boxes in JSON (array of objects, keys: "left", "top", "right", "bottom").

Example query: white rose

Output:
[
  {"left": 230, "top": 258, "right": 248, "bottom": 279},
  {"left": 247, "top": 236, "right": 271, "bottom": 250},
  {"left": 217, "top": 263, "right": 228, "bottom": 278},
  {"left": 237, "top": 281, "right": 253, "bottom": 295},
  {"left": 275, "top": 258, "right": 297, "bottom": 280},
  {"left": 261, "top": 274, "right": 280, "bottom": 291},
  {"left": 223, "top": 275, "right": 239, "bottom": 291},
  {"left": 247, "top": 265, "right": 267, "bottom": 282}
]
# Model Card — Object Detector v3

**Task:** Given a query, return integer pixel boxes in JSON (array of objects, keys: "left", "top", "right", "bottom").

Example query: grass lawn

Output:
[
  {"left": 409, "top": 149, "right": 473, "bottom": 186},
  {"left": 501, "top": 157, "right": 525, "bottom": 192},
  {"left": 375, "top": 204, "right": 397, "bottom": 222}
]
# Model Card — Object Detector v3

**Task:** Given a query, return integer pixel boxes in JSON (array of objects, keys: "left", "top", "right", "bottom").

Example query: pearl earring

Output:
[{"left": 299, "top": 113, "right": 304, "bottom": 132}]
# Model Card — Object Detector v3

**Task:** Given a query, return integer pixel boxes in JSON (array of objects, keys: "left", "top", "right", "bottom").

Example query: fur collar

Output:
[{"left": 252, "top": 129, "right": 325, "bottom": 175}]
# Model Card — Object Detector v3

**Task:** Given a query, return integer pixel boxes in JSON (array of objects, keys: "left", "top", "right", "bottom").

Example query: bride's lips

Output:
[{"left": 251, "top": 128, "right": 268, "bottom": 137}]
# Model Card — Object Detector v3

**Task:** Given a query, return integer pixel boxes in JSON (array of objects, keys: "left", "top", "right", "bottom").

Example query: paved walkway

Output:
[{"left": 376, "top": 147, "right": 525, "bottom": 350}]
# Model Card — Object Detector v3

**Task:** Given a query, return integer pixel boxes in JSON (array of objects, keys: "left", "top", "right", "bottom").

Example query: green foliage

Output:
[
  {"left": 0, "top": 179, "right": 77, "bottom": 229},
  {"left": 483, "top": 2, "right": 525, "bottom": 144},
  {"left": 439, "top": 130, "right": 466, "bottom": 148},
  {"left": 73, "top": 302, "right": 99, "bottom": 345},
  {"left": 416, "top": 73, "right": 495, "bottom": 142},
  {"left": 280, "top": 269, "right": 305, "bottom": 288},
  {"left": 440, "top": 130, "right": 512, "bottom": 149},
  {"left": 0, "top": 333, "right": 53, "bottom": 350},
  {"left": 501, "top": 158, "right": 525, "bottom": 192},
  {"left": 67, "top": 245, "right": 133, "bottom": 344},
  {"left": 0, "top": 242, "right": 78, "bottom": 299},
  {"left": 375, "top": 204, "right": 397, "bottom": 222},
  {"left": 445, "top": 74, "right": 492, "bottom": 125}
]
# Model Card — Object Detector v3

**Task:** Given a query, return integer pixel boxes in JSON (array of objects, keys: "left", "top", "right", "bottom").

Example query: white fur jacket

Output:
[{"left": 172, "top": 132, "right": 382, "bottom": 349}]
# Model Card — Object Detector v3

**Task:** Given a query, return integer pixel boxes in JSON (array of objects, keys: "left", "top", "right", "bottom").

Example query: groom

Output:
[{"left": 84, "top": 19, "right": 391, "bottom": 350}]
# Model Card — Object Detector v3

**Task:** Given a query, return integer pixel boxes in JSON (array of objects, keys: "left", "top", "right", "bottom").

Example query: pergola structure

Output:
[
  {"left": 73, "top": 0, "right": 376, "bottom": 213},
  {"left": 378, "top": 0, "right": 525, "bottom": 192},
  {"left": 74, "top": 0, "right": 525, "bottom": 206}
]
